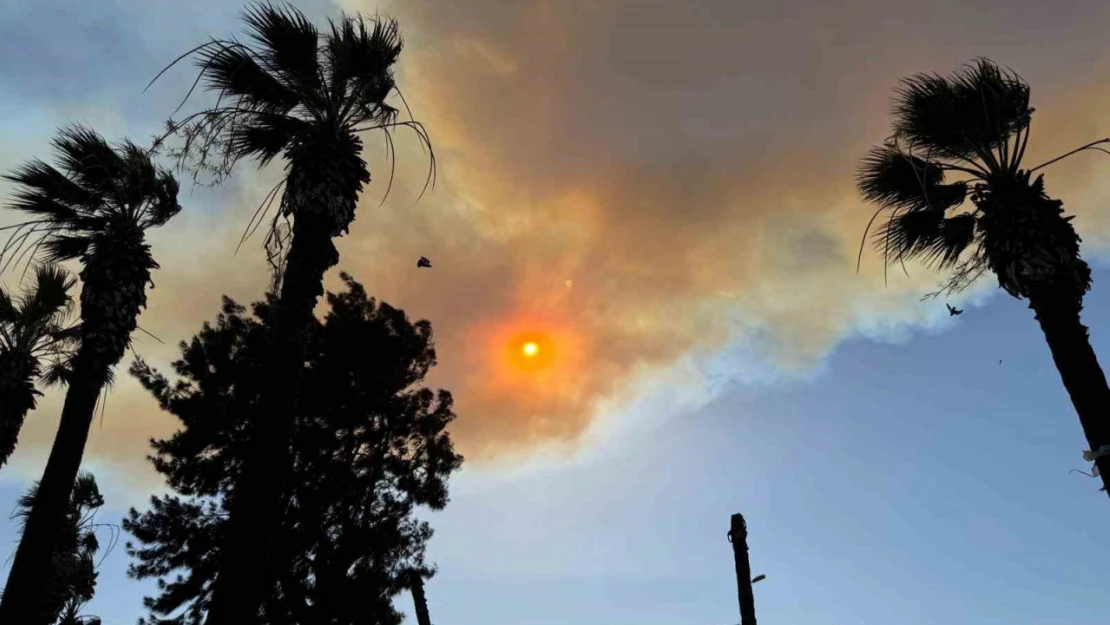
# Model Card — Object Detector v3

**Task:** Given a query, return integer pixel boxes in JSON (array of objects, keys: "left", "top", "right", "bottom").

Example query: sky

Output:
[{"left": 2, "top": 0, "right": 1110, "bottom": 623}]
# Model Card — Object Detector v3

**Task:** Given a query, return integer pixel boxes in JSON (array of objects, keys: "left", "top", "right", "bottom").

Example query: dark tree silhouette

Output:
[
  {"left": 150, "top": 4, "right": 433, "bottom": 621},
  {"left": 0, "top": 126, "right": 181, "bottom": 622},
  {"left": 727, "top": 514, "right": 757, "bottom": 625},
  {"left": 858, "top": 59, "right": 1110, "bottom": 495},
  {"left": 7, "top": 472, "right": 107, "bottom": 625},
  {"left": 124, "top": 273, "right": 462, "bottom": 625},
  {"left": 0, "top": 265, "right": 79, "bottom": 470}
]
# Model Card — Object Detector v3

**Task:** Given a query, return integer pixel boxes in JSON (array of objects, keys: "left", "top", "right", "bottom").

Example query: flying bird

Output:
[
  {"left": 946, "top": 303, "right": 963, "bottom": 316},
  {"left": 417, "top": 256, "right": 432, "bottom": 268},
  {"left": 751, "top": 574, "right": 766, "bottom": 584}
]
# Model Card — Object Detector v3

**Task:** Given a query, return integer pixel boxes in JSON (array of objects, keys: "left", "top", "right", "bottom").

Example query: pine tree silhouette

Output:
[{"left": 124, "top": 273, "right": 462, "bottom": 625}]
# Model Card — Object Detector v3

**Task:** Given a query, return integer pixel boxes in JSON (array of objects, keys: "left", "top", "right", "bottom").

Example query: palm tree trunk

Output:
[
  {"left": 1028, "top": 294, "right": 1110, "bottom": 496},
  {"left": 728, "top": 513, "right": 757, "bottom": 625},
  {"left": 203, "top": 214, "right": 338, "bottom": 625},
  {"left": 0, "top": 368, "right": 102, "bottom": 625}
]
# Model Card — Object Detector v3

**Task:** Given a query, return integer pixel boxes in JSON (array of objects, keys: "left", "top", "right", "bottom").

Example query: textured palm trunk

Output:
[
  {"left": 978, "top": 175, "right": 1110, "bottom": 498},
  {"left": 204, "top": 135, "right": 368, "bottom": 625},
  {"left": 0, "top": 360, "right": 38, "bottom": 469},
  {"left": 1028, "top": 294, "right": 1110, "bottom": 496},
  {"left": 0, "top": 234, "right": 151, "bottom": 623}
]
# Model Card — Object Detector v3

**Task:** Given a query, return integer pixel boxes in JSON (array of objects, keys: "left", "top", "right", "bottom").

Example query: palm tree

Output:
[
  {"left": 0, "top": 125, "right": 181, "bottom": 622},
  {"left": 0, "top": 264, "right": 78, "bottom": 470},
  {"left": 858, "top": 59, "right": 1110, "bottom": 496},
  {"left": 151, "top": 4, "right": 432, "bottom": 622}
]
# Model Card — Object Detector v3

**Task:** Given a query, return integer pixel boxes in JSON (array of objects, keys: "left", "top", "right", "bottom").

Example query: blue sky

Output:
[{"left": 4, "top": 0, "right": 1110, "bottom": 624}]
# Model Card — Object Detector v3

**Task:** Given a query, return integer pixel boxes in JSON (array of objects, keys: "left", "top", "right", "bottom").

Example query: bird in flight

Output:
[
  {"left": 417, "top": 256, "right": 432, "bottom": 268},
  {"left": 947, "top": 303, "right": 963, "bottom": 316},
  {"left": 751, "top": 574, "right": 766, "bottom": 584}
]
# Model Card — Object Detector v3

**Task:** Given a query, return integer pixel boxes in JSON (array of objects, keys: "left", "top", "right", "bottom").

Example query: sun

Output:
[{"left": 504, "top": 331, "right": 555, "bottom": 371}]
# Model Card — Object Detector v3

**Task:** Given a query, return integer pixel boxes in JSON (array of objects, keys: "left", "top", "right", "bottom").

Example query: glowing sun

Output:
[{"left": 505, "top": 331, "right": 555, "bottom": 371}]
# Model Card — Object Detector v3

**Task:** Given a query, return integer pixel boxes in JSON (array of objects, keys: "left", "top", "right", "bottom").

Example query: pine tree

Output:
[{"left": 124, "top": 273, "right": 462, "bottom": 625}]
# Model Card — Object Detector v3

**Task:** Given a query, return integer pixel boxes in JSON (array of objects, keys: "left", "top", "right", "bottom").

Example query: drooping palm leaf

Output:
[
  {"left": 857, "top": 144, "right": 968, "bottom": 212},
  {"left": 878, "top": 210, "right": 979, "bottom": 269}
]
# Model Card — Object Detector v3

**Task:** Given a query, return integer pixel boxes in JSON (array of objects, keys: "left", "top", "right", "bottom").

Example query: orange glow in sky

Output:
[{"left": 460, "top": 309, "right": 591, "bottom": 420}]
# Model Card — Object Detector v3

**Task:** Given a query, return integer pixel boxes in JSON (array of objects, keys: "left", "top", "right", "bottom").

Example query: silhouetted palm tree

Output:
[
  {"left": 0, "top": 264, "right": 78, "bottom": 469},
  {"left": 0, "top": 126, "right": 180, "bottom": 622},
  {"left": 151, "top": 4, "right": 432, "bottom": 622},
  {"left": 8, "top": 472, "right": 106, "bottom": 625},
  {"left": 858, "top": 59, "right": 1110, "bottom": 495}
]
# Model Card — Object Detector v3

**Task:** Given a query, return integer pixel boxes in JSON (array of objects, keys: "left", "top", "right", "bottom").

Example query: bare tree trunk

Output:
[
  {"left": 410, "top": 570, "right": 432, "bottom": 625},
  {"left": 728, "top": 513, "right": 757, "bottom": 625}
]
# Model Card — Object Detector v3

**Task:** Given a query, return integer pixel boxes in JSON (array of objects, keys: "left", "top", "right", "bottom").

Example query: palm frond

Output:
[
  {"left": 20, "top": 264, "right": 76, "bottom": 322},
  {"left": 2, "top": 160, "right": 99, "bottom": 217},
  {"left": 857, "top": 144, "right": 968, "bottom": 212},
  {"left": 879, "top": 210, "right": 978, "bottom": 268},
  {"left": 40, "top": 236, "right": 93, "bottom": 264},
  {"left": 3, "top": 189, "right": 81, "bottom": 223},
  {"left": 0, "top": 288, "right": 16, "bottom": 326},
  {"left": 241, "top": 2, "right": 322, "bottom": 96},
  {"left": 893, "top": 58, "right": 1032, "bottom": 162},
  {"left": 42, "top": 358, "right": 75, "bottom": 387},
  {"left": 227, "top": 113, "right": 312, "bottom": 166},
  {"left": 147, "top": 170, "right": 182, "bottom": 227},
  {"left": 195, "top": 40, "right": 301, "bottom": 115},
  {"left": 12, "top": 480, "right": 39, "bottom": 529},
  {"left": 70, "top": 472, "right": 105, "bottom": 510},
  {"left": 331, "top": 15, "right": 402, "bottom": 121},
  {"left": 1030, "top": 137, "right": 1110, "bottom": 173},
  {"left": 52, "top": 125, "right": 130, "bottom": 200}
]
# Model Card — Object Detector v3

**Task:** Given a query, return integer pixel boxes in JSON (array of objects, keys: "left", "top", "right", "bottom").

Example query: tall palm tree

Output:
[
  {"left": 858, "top": 59, "right": 1110, "bottom": 496},
  {"left": 0, "top": 264, "right": 78, "bottom": 470},
  {"left": 151, "top": 4, "right": 432, "bottom": 622},
  {"left": 0, "top": 125, "right": 181, "bottom": 623}
]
